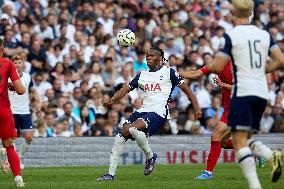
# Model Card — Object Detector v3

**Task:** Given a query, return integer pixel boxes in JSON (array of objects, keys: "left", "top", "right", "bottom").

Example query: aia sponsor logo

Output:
[{"left": 144, "top": 83, "right": 161, "bottom": 91}]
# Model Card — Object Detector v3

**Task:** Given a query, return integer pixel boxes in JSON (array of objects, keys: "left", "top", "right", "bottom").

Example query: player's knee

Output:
[
  {"left": 121, "top": 125, "right": 131, "bottom": 139},
  {"left": 211, "top": 131, "right": 222, "bottom": 141},
  {"left": 25, "top": 137, "right": 32, "bottom": 144},
  {"left": 211, "top": 127, "right": 223, "bottom": 140},
  {"left": 221, "top": 138, "right": 228, "bottom": 148},
  {"left": 2, "top": 138, "right": 13, "bottom": 148}
]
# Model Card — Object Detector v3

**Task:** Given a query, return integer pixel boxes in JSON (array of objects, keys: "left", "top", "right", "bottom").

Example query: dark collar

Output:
[{"left": 149, "top": 65, "right": 163, "bottom": 72}]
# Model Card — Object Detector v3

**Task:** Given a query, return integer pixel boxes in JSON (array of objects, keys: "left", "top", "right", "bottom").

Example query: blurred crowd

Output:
[{"left": 1, "top": 0, "right": 283, "bottom": 137}]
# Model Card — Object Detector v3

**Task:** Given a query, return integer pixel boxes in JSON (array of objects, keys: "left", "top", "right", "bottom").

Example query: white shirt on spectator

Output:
[
  {"left": 24, "top": 61, "right": 32, "bottom": 74},
  {"left": 184, "top": 119, "right": 201, "bottom": 133},
  {"left": 61, "top": 131, "right": 72, "bottom": 137},
  {"left": 33, "top": 25, "right": 54, "bottom": 40},
  {"left": 268, "top": 90, "right": 276, "bottom": 106},
  {"left": 97, "top": 44, "right": 109, "bottom": 55},
  {"left": 97, "top": 17, "right": 114, "bottom": 35},
  {"left": 211, "top": 35, "right": 222, "bottom": 51},
  {"left": 178, "top": 91, "right": 190, "bottom": 110},
  {"left": 218, "top": 20, "right": 233, "bottom": 32},
  {"left": 61, "top": 81, "right": 75, "bottom": 93},
  {"left": 114, "top": 76, "right": 133, "bottom": 86},
  {"left": 168, "top": 119, "right": 178, "bottom": 135},
  {"left": 36, "top": 81, "right": 53, "bottom": 97},
  {"left": 56, "top": 108, "right": 65, "bottom": 118},
  {"left": 60, "top": 24, "right": 76, "bottom": 44},
  {"left": 260, "top": 116, "right": 274, "bottom": 133},
  {"left": 145, "top": 19, "right": 157, "bottom": 36},
  {"left": 47, "top": 53, "right": 63, "bottom": 68},
  {"left": 196, "top": 88, "right": 211, "bottom": 109},
  {"left": 90, "top": 74, "right": 105, "bottom": 88},
  {"left": 82, "top": 46, "right": 94, "bottom": 63}
]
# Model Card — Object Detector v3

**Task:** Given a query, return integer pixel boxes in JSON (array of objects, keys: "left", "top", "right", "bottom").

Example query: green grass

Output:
[{"left": 0, "top": 164, "right": 283, "bottom": 189}]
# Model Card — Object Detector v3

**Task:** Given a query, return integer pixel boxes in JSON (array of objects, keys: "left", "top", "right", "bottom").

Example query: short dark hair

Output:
[
  {"left": 150, "top": 46, "right": 167, "bottom": 62},
  {"left": 104, "top": 57, "right": 113, "bottom": 63}
]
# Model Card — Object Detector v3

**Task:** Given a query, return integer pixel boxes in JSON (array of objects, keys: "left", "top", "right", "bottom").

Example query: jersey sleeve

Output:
[
  {"left": 8, "top": 61, "right": 20, "bottom": 82},
  {"left": 217, "top": 33, "right": 232, "bottom": 59},
  {"left": 170, "top": 68, "right": 184, "bottom": 87},
  {"left": 199, "top": 66, "right": 210, "bottom": 75},
  {"left": 128, "top": 73, "right": 141, "bottom": 91},
  {"left": 269, "top": 34, "right": 278, "bottom": 53},
  {"left": 29, "top": 77, "right": 34, "bottom": 89}
]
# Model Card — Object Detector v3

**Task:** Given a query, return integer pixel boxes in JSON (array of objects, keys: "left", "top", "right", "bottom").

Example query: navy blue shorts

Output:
[
  {"left": 13, "top": 114, "right": 34, "bottom": 132},
  {"left": 228, "top": 96, "right": 267, "bottom": 132},
  {"left": 125, "top": 111, "right": 166, "bottom": 136}
]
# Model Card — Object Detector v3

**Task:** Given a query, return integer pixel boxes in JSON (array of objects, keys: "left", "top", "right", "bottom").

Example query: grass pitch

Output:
[{"left": 0, "top": 164, "right": 283, "bottom": 189}]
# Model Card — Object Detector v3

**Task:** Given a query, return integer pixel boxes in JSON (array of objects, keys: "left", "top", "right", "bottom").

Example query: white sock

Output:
[
  {"left": 237, "top": 147, "right": 261, "bottom": 189},
  {"left": 129, "top": 127, "right": 153, "bottom": 159},
  {"left": 248, "top": 139, "right": 273, "bottom": 161},
  {"left": 19, "top": 139, "right": 31, "bottom": 159},
  {"left": 108, "top": 134, "right": 126, "bottom": 176}
]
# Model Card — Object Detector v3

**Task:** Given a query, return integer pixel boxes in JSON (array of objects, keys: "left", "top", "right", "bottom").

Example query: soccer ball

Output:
[{"left": 117, "top": 29, "right": 135, "bottom": 47}]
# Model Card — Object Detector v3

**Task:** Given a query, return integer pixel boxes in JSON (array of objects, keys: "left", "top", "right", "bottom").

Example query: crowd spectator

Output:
[{"left": 1, "top": 0, "right": 282, "bottom": 137}]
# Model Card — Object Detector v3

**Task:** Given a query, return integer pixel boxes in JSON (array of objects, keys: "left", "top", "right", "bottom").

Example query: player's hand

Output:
[
  {"left": 194, "top": 109, "right": 202, "bottom": 120},
  {"left": 214, "top": 76, "right": 223, "bottom": 88},
  {"left": 7, "top": 82, "right": 16, "bottom": 91},
  {"left": 103, "top": 98, "right": 114, "bottom": 107}
]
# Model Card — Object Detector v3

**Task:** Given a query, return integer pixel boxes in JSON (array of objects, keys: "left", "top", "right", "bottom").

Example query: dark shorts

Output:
[
  {"left": 13, "top": 114, "right": 34, "bottom": 132},
  {"left": 0, "top": 107, "right": 17, "bottom": 140},
  {"left": 228, "top": 96, "right": 267, "bottom": 132},
  {"left": 125, "top": 111, "right": 166, "bottom": 136}
]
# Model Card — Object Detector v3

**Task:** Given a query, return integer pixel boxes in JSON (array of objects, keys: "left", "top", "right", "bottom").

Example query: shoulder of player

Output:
[{"left": 0, "top": 58, "right": 13, "bottom": 67}]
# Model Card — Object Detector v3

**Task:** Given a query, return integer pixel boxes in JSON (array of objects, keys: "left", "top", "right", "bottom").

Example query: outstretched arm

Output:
[
  {"left": 179, "top": 82, "right": 202, "bottom": 119},
  {"left": 103, "top": 84, "right": 131, "bottom": 107},
  {"left": 207, "top": 55, "right": 230, "bottom": 74},
  {"left": 179, "top": 69, "right": 205, "bottom": 80},
  {"left": 265, "top": 46, "right": 284, "bottom": 73}
]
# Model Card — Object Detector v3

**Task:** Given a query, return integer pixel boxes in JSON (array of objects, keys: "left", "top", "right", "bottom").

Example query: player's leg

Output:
[
  {"left": 229, "top": 97, "right": 261, "bottom": 189},
  {"left": 220, "top": 130, "right": 233, "bottom": 149},
  {"left": 196, "top": 120, "right": 228, "bottom": 180},
  {"left": 128, "top": 119, "right": 156, "bottom": 176},
  {"left": 232, "top": 131, "right": 261, "bottom": 189},
  {"left": 2, "top": 138, "right": 24, "bottom": 187},
  {"left": 0, "top": 108, "right": 24, "bottom": 187},
  {"left": 129, "top": 119, "right": 153, "bottom": 159},
  {"left": 18, "top": 114, "right": 34, "bottom": 169},
  {"left": 97, "top": 113, "right": 139, "bottom": 181},
  {"left": 128, "top": 112, "right": 165, "bottom": 176},
  {"left": 248, "top": 98, "right": 283, "bottom": 182}
]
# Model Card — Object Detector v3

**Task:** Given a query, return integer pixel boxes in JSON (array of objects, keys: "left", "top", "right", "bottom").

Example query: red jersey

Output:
[
  {"left": 200, "top": 62, "right": 232, "bottom": 108},
  {"left": 0, "top": 58, "right": 20, "bottom": 108},
  {"left": 217, "top": 63, "right": 232, "bottom": 108}
]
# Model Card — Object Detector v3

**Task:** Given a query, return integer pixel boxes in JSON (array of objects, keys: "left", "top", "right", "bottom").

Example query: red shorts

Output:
[
  {"left": 0, "top": 107, "right": 17, "bottom": 140},
  {"left": 220, "top": 107, "right": 230, "bottom": 125}
]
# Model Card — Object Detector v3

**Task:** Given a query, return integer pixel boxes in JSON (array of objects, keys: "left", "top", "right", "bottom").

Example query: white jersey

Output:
[
  {"left": 128, "top": 66, "right": 184, "bottom": 118},
  {"left": 8, "top": 72, "right": 33, "bottom": 114},
  {"left": 219, "top": 25, "right": 277, "bottom": 100}
]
